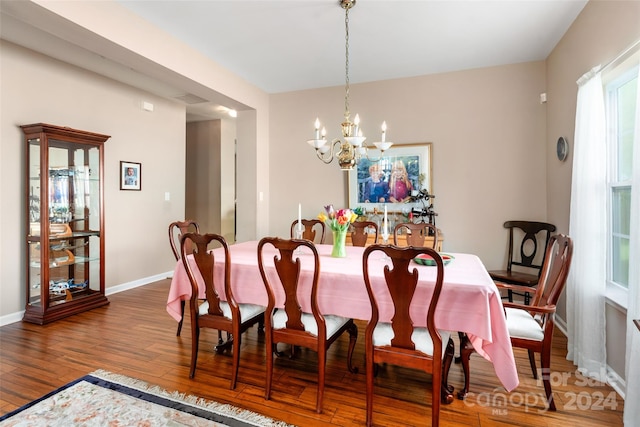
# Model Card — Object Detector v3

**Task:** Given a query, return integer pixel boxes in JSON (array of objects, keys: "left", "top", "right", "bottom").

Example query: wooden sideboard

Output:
[{"left": 345, "top": 230, "right": 444, "bottom": 252}]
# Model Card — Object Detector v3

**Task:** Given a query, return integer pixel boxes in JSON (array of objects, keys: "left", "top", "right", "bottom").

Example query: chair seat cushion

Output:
[
  {"left": 373, "top": 324, "right": 451, "bottom": 357},
  {"left": 505, "top": 307, "right": 544, "bottom": 341},
  {"left": 272, "top": 310, "right": 351, "bottom": 337},
  {"left": 199, "top": 300, "right": 265, "bottom": 321}
]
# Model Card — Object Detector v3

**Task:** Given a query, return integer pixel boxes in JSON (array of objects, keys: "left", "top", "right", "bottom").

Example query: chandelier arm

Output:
[
  {"left": 364, "top": 151, "right": 383, "bottom": 162},
  {"left": 316, "top": 139, "right": 342, "bottom": 164}
]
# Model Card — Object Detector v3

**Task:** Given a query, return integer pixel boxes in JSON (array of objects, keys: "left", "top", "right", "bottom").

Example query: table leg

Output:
[
  {"left": 456, "top": 332, "right": 475, "bottom": 400},
  {"left": 441, "top": 337, "right": 455, "bottom": 404}
]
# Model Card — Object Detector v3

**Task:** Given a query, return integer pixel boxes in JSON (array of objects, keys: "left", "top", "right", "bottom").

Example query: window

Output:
[{"left": 605, "top": 63, "right": 637, "bottom": 294}]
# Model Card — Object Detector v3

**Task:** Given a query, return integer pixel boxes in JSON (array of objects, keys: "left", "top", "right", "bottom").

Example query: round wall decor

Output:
[{"left": 556, "top": 137, "right": 569, "bottom": 161}]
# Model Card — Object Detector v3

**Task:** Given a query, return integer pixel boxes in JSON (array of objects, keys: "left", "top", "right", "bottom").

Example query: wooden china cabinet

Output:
[{"left": 22, "top": 123, "right": 110, "bottom": 324}]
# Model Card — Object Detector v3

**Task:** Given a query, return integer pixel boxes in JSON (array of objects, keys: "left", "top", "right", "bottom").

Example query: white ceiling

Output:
[
  {"left": 1, "top": 0, "right": 588, "bottom": 120},
  {"left": 115, "top": 0, "right": 588, "bottom": 93}
]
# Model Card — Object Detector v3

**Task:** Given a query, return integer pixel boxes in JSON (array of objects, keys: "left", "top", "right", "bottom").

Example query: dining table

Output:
[{"left": 167, "top": 240, "right": 519, "bottom": 393}]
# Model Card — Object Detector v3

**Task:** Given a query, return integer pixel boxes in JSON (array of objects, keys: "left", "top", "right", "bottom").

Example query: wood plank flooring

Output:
[{"left": 0, "top": 279, "right": 625, "bottom": 426}]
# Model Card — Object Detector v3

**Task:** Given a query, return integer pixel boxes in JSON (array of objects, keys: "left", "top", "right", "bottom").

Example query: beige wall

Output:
[
  {"left": 22, "top": 0, "right": 271, "bottom": 243},
  {"left": 270, "top": 61, "right": 548, "bottom": 271},
  {"left": 0, "top": 40, "right": 186, "bottom": 317},
  {"left": 186, "top": 120, "right": 222, "bottom": 235},
  {"left": 545, "top": 0, "right": 640, "bottom": 380},
  {"left": 185, "top": 119, "right": 237, "bottom": 242}
]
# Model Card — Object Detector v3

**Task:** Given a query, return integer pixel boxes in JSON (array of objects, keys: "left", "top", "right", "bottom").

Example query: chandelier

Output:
[{"left": 307, "top": 0, "right": 393, "bottom": 171}]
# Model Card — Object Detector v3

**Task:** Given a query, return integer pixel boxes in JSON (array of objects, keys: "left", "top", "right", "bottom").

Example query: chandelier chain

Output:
[{"left": 344, "top": 5, "right": 350, "bottom": 121}]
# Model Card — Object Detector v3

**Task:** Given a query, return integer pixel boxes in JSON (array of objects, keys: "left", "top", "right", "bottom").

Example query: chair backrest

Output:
[
  {"left": 393, "top": 222, "right": 438, "bottom": 249},
  {"left": 181, "top": 232, "right": 236, "bottom": 319},
  {"left": 290, "top": 219, "right": 326, "bottom": 244},
  {"left": 169, "top": 220, "right": 200, "bottom": 261},
  {"left": 362, "top": 245, "right": 445, "bottom": 352},
  {"left": 350, "top": 221, "right": 378, "bottom": 247},
  {"left": 527, "top": 234, "right": 573, "bottom": 309},
  {"left": 257, "top": 237, "right": 323, "bottom": 335},
  {"left": 504, "top": 221, "right": 556, "bottom": 276}
]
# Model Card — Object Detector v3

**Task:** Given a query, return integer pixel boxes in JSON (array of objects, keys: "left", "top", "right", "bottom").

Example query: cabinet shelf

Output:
[
  {"left": 27, "top": 230, "right": 100, "bottom": 242},
  {"left": 22, "top": 123, "right": 110, "bottom": 324}
]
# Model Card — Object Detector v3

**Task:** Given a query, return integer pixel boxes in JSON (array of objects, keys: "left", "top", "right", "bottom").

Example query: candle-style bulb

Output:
[
  {"left": 353, "top": 114, "right": 360, "bottom": 138},
  {"left": 321, "top": 127, "right": 327, "bottom": 139},
  {"left": 314, "top": 118, "right": 320, "bottom": 139},
  {"left": 381, "top": 121, "right": 387, "bottom": 143}
]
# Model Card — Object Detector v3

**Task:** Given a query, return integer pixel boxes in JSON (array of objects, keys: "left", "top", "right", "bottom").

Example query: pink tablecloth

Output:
[{"left": 167, "top": 240, "right": 518, "bottom": 392}]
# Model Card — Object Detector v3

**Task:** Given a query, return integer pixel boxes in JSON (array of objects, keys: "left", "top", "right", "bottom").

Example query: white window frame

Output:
[{"left": 604, "top": 64, "right": 638, "bottom": 310}]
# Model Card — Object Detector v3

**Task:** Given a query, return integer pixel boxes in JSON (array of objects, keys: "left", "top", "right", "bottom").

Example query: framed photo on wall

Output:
[
  {"left": 120, "top": 161, "right": 141, "bottom": 191},
  {"left": 348, "top": 142, "right": 432, "bottom": 209}
]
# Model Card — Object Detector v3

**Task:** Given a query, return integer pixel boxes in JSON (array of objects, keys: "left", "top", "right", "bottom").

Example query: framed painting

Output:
[
  {"left": 348, "top": 142, "right": 432, "bottom": 209},
  {"left": 120, "top": 161, "right": 141, "bottom": 191}
]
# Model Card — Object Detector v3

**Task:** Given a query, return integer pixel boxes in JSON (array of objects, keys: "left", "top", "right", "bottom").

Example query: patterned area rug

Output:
[{"left": 0, "top": 369, "right": 293, "bottom": 426}]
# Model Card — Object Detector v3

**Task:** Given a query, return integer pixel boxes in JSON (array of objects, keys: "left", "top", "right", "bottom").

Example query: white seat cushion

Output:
[
  {"left": 272, "top": 310, "right": 351, "bottom": 337},
  {"left": 505, "top": 307, "right": 544, "bottom": 341},
  {"left": 199, "top": 300, "right": 265, "bottom": 321},
  {"left": 372, "top": 323, "right": 451, "bottom": 357}
]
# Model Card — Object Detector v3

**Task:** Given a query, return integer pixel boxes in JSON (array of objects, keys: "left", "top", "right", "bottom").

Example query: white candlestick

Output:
[
  {"left": 298, "top": 203, "right": 302, "bottom": 233},
  {"left": 383, "top": 205, "right": 388, "bottom": 238}
]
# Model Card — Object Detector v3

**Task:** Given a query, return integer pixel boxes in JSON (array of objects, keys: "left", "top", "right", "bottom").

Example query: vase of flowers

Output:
[{"left": 318, "top": 205, "right": 357, "bottom": 258}]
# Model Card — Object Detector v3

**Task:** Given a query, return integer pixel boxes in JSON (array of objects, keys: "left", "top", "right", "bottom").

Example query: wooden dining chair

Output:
[
  {"left": 257, "top": 237, "right": 358, "bottom": 413},
  {"left": 362, "top": 245, "right": 455, "bottom": 427},
  {"left": 181, "top": 232, "right": 265, "bottom": 388},
  {"left": 169, "top": 219, "right": 200, "bottom": 336},
  {"left": 488, "top": 220, "right": 556, "bottom": 304},
  {"left": 169, "top": 219, "right": 200, "bottom": 261},
  {"left": 455, "top": 234, "right": 573, "bottom": 410},
  {"left": 393, "top": 222, "right": 438, "bottom": 249},
  {"left": 290, "top": 219, "right": 326, "bottom": 244},
  {"left": 350, "top": 220, "right": 378, "bottom": 247}
]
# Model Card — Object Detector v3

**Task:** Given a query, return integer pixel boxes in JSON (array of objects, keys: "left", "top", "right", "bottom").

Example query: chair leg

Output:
[
  {"left": 316, "top": 347, "right": 326, "bottom": 413},
  {"left": 541, "top": 346, "right": 556, "bottom": 411},
  {"left": 176, "top": 300, "right": 185, "bottom": 336},
  {"left": 457, "top": 333, "right": 475, "bottom": 400},
  {"left": 365, "top": 342, "right": 375, "bottom": 427},
  {"left": 432, "top": 360, "right": 442, "bottom": 427},
  {"left": 346, "top": 322, "right": 359, "bottom": 374},
  {"left": 265, "top": 338, "right": 274, "bottom": 401},
  {"left": 528, "top": 349, "right": 538, "bottom": 379},
  {"left": 189, "top": 325, "right": 200, "bottom": 379},
  {"left": 230, "top": 330, "right": 241, "bottom": 390}
]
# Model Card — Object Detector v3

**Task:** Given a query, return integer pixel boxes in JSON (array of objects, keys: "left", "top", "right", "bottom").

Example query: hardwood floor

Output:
[{"left": 0, "top": 279, "right": 624, "bottom": 426}]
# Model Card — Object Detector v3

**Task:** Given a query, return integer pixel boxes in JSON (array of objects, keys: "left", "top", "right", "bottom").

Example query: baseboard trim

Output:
[
  {"left": 0, "top": 272, "right": 173, "bottom": 327},
  {"left": 607, "top": 366, "right": 626, "bottom": 399},
  {"left": 553, "top": 314, "right": 626, "bottom": 399}
]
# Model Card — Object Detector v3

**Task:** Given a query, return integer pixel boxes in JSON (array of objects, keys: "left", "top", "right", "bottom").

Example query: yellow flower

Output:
[{"left": 317, "top": 212, "right": 328, "bottom": 222}]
